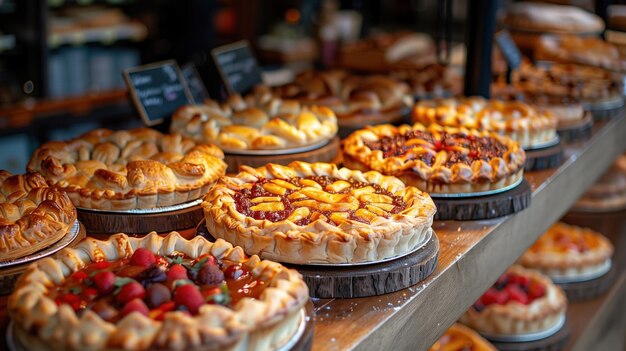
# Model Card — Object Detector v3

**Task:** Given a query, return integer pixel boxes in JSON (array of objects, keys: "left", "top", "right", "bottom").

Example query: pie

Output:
[
  {"left": 501, "top": 2, "right": 604, "bottom": 34},
  {"left": 460, "top": 265, "right": 567, "bottom": 335},
  {"left": 573, "top": 163, "right": 626, "bottom": 211},
  {"left": 429, "top": 324, "right": 496, "bottom": 351},
  {"left": 272, "top": 70, "right": 414, "bottom": 122},
  {"left": 170, "top": 93, "right": 338, "bottom": 150},
  {"left": 535, "top": 35, "right": 626, "bottom": 73},
  {"left": 27, "top": 128, "right": 227, "bottom": 210},
  {"left": 203, "top": 161, "right": 436, "bottom": 264},
  {"left": 412, "top": 97, "right": 558, "bottom": 149},
  {"left": 519, "top": 222, "right": 614, "bottom": 279},
  {"left": 0, "top": 171, "right": 77, "bottom": 261},
  {"left": 8, "top": 231, "right": 309, "bottom": 351},
  {"left": 341, "top": 123, "right": 526, "bottom": 194}
]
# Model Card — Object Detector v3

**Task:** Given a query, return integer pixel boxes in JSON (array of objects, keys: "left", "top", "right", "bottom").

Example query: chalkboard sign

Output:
[
  {"left": 211, "top": 40, "right": 263, "bottom": 94},
  {"left": 123, "top": 60, "right": 193, "bottom": 126},
  {"left": 494, "top": 30, "right": 522, "bottom": 70},
  {"left": 182, "top": 62, "right": 210, "bottom": 104}
]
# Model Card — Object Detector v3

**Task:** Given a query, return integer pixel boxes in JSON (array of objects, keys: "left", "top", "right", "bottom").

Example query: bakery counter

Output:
[{"left": 311, "top": 114, "right": 626, "bottom": 351}]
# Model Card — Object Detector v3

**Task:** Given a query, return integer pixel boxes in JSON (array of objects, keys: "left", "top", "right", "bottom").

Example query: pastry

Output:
[
  {"left": 501, "top": 2, "right": 604, "bottom": 34},
  {"left": 341, "top": 123, "right": 526, "bottom": 194},
  {"left": 203, "top": 161, "right": 436, "bottom": 264},
  {"left": 573, "top": 164, "right": 626, "bottom": 211},
  {"left": 535, "top": 35, "right": 626, "bottom": 73},
  {"left": 429, "top": 323, "right": 497, "bottom": 351},
  {"left": 0, "top": 171, "right": 76, "bottom": 261},
  {"left": 171, "top": 93, "right": 338, "bottom": 151},
  {"left": 520, "top": 222, "right": 614, "bottom": 279},
  {"left": 27, "top": 128, "right": 227, "bottom": 211},
  {"left": 412, "top": 97, "right": 558, "bottom": 149},
  {"left": 8, "top": 231, "right": 309, "bottom": 351},
  {"left": 460, "top": 265, "right": 567, "bottom": 335},
  {"left": 390, "top": 63, "right": 463, "bottom": 99}
]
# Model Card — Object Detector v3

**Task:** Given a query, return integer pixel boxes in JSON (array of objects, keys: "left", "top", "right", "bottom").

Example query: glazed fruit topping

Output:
[
  {"left": 48, "top": 248, "right": 265, "bottom": 323},
  {"left": 473, "top": 273, "right": 546, "bottom": 312}
]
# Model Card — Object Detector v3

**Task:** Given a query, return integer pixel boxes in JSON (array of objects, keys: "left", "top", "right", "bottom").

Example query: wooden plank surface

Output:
[{"left": 311, "top": 115, "right": 626, "bottom": 351}]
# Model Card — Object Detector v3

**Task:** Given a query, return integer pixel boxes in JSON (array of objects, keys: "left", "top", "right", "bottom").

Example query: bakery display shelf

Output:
[
  {"left": 310, "top": 114, "right": 626, "bottom": 351},
  {"left": 48, "top": 22, "right": 148, "bottom": 48}
]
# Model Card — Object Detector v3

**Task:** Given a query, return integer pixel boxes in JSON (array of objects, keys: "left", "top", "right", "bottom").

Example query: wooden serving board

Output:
[
  {"left": 556, "top": 263, "right": 616, "bottom": 301},
  {"left": 78, "top": 205, "right": 204, "bottom": 236},
  {"left": 489, "top": 322, "right": 570, "bottom": 351},
  {"left": 0, "top": 223, "right": 86, "bottom": 295},
  {"left": 288, "top": 234, "right": 439, "bottom": 299},
  {"left": 556, "top": 113, "right": 593, "bottom": 143},
  {"left": 223, "top": 136, "right": 339, "bottom": 173},
  {"left": 524, "top": 142, "right": 564, "bottom": 171},
  {"left": 433, "top": 180, "right": 531, "bottom": 221}
]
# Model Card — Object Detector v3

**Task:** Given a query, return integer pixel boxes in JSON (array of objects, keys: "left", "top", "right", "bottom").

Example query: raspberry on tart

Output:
[
  {"left": 203, "top": 161, "right": 436, "bottom": 264},
  {"left": 461, "top": 265, "right": 567, "bottom": 336},
  {"left": 8, "top": 232, "right": 309, "bottom": 351},
  {"left": 341, "top": 123, "right": 526, "bottom": 195},
  {"left": 519, "top": 222, "right": 614, "bottom": 279},
  {"left": 429, "top": 323, "right": 497, "bottom": 351}
]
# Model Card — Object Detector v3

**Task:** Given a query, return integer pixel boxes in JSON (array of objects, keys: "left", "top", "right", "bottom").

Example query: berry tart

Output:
[
  {"left": 519, "top": 222, "right": 614, "bottom": 281},
  {"left": 203, "top": 161, "right": 436, "bottom": 264},
  {"left": 27, "top": 128, "right": 227, "bottom": 211},
  {"left": 461, "top": 265, "right": 567, "bottom": 336},
  {"left": 412, "top": 97, "right": 558, "bottom": 149},
  {"left": 0, "top": 171, "right": 76, "bottom": 261},
  {"left": 170, "top": 93, "right": 337, "bottom": 151},
  {"left": 8, "top": 232, "right": 309, "bottom": 351},
  {"left": 341, "top": 123, "right": 526, "bottom": 195},
  {"left": 429, "top": 323, "right": 496, "bottom": 351}
]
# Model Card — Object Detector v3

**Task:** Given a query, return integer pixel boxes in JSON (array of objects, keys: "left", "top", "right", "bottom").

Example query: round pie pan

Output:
[
  {"left": 76, "top": 198, "right": 203, "bottom": 214},
  {"left": 0, "top": 220, "right": 81, "bottom": 269},
  {"left": 523, "top": 135, "right": 560, "bottom": 151},
  {"left": 221, "top": 136, "right": 334, "bottom": 156},
  {"left": 479, "top": 312, "right": 566, "bottom": 343},
  {"left": 429, "top": 176, "right": 524, "bottom": 199},
  {"left": 549, "top": 259, "right": 612, "bottom": 284}
]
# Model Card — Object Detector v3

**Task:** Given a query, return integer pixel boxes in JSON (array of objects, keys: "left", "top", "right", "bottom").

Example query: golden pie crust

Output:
[
  {"left": 460, "top": 265, "right": 567, "bottom": 335},
  {"left": 501, "top": 2, "right": 604, "bottom": 34},
  {"left": 0, "top": 171, "right": 77, "bottom": 261},
  {"left": 429, "top": 323, "right": 497, "bottom": 351},
  {"left": 8, "top": 231, "right": 309, "bottom": 351},
  {"left": 203, "top": 161, "right": 436, "bottom": 264},
  {"left": 412, "top": 97, "right": 558, "bottom": 148},
  {"left": 27, "top": 128, "right": 227, "bottom": 210},
  {"left": 341, "top": 123, "right": 526, "bottom": 194},
  {"left": 170, "top": 94, "right": 338, "bottom": 150},
  {"left": 535, "top": 35, "right": 626, "bottom": 73},
  {"left": 520, "top": 222, "right": 614, "bottom": 278}
]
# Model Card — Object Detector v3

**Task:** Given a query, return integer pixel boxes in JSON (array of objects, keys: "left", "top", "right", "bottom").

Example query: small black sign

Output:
[
  {"left": 182, "top": 62, "right": 210, "bottom": 104},
  {"left": 123, "top": 60, "right": 193, "bottom": 126},
  {"left": 494, "top": 30, "right": 522, "bottom": 70},
  {"left": 211, "top": 40, "right": 263, "bottom": 95}
]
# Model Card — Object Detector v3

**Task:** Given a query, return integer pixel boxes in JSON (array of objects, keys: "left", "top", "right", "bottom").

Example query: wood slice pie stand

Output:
[
  {"left": 433, "top": 180, "right": 531, "bottom": 221},
  {"left": 0, "top": 222, "right": 86, "bottom": 295},
  {"left": 77, "top": 204, "right": 204, "bottom": 236},
  {"left": 223, "top": 136, "right": 340, "bottom": 173},
  {"left": 556, "top": 112, "right": 593, "bottom": 143},
  {"left": 555, "top": 263, "right": 617, "bottom": 301},
  {"left": 584, "top": 98, "right": 624, "bottom": 120},
  {"left": 287, "top": 234, "right": 439, "bottom": 299},
  {"left": 488, "top": 322, "right": 571, "bottom": 351},
  {"left": 524, "top": 142, "right": 564, "bottom": 171}
]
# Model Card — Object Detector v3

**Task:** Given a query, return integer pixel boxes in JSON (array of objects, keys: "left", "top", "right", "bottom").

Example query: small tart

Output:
[
  {"left": 170, "top": 94, "right": 338, "bottom": 150},
  {"left": 429, "top": 323, "right": 497, "bottom": 351},
  {"left": 460, "top": 265, "right": 567, "bottom": 335},
  {"left": 0, "top": 171, "right": 77, "bottom": 261},
  {"left": 341, "top": 123, "right": 526, "bottom": 194},
  {"left": 8, "top": 232, "right": 309, "bottom": 351},
  {"left": 520, "top": 222, "right": 614, "bottom": 279},
  {"left": 27, "top": 128, "right": 227, "bottom": 210},
  {"left": 202, "top": 161, "right": 436, "bottom": 264},
  {"left": 412, "top": 97, "right": 558, "bottom": 148}
]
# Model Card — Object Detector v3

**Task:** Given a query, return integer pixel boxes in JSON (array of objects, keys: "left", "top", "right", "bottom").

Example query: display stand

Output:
[
  {"left": 557, "top": 113, "right": 593, "bottom": 143},
  {"left": 489, "top": 322, "right": 570, "bottom": 351},
  {"left": 524, "top": 142, "right": 564, "bottom": 171}
]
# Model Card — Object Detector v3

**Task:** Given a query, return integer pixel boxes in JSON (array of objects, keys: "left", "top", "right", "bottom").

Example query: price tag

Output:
[
  {"left": 494, "top": 30, "right": 522, "bottom": 70},
  {"left": 123, "top": 60, "right": 193, "bottom": 126},
  {"left": 182, "top": 63, "right": 210, "bottom": 104},
  {"left": 211, "top": 40, "right": 263, "bottom": 95}
]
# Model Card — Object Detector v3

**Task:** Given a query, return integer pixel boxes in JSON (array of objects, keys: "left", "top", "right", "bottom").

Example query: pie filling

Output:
[
  {"left": 363, "top": 131, "right": 509, "bottom": 167},
  {"left": 473, "top": 272, "right": 546, "bottom": 312},
  {"left": 232, "top": 176, "right": 408, "bottom": 225},
  {"left": 48, "top": 248, "right": 265, "bottom": 323}
]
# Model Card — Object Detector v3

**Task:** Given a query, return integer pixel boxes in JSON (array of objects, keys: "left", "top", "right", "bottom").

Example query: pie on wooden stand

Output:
[{"left": 429, "top": 323, "right": 497, "bottom": 351}]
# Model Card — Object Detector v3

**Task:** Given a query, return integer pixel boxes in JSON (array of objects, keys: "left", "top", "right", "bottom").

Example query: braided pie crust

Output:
[
  {"left": 27, "top": 128, "right": 227, "bottom": 210},
  {"left": 8, "top": 232, "right": 309, "bottom": 351},
  {"left": 341, "top": 124, "right": 526, "bottom": 195},
  {"left": 203, "top": 161, "right": 436, "bottom": 264},
  {"left": 0, "top": 171, "right": 76, "bottom": 261}
]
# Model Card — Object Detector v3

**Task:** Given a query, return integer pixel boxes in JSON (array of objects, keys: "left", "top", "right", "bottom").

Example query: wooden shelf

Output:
[{"left": 311, "top": 114, "right": 626, "bottom": 351}]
